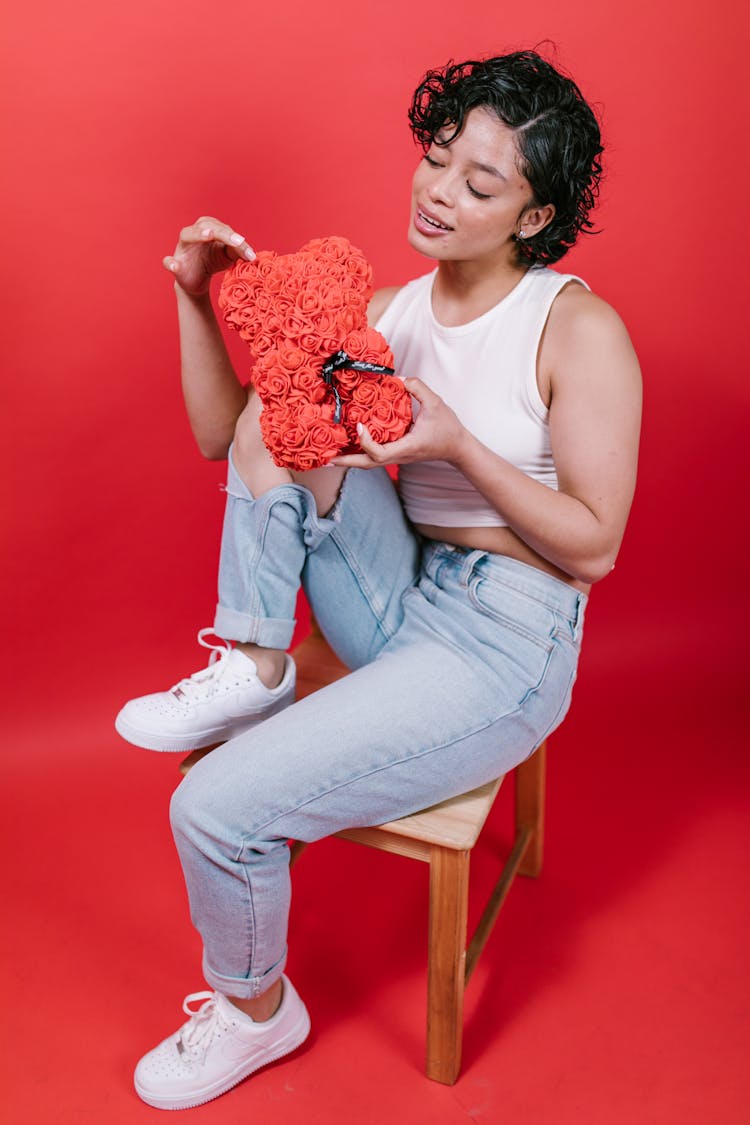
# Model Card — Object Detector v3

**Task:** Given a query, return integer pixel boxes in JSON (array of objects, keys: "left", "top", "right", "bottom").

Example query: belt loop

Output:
[
  {"left": 459, "top": 549, "right": 486, "bottom": 587},
  {"left": 573, "top": 593, "right": 586, "bottom": 639}
]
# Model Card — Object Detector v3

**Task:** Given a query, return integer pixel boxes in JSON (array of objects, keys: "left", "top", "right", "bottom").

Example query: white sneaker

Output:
[
  {"left": 134, "top": 976, "right": 311, "bottom": 1110},
  {"left": 115, "top": 629, "right": 296, "bottom": 752}
]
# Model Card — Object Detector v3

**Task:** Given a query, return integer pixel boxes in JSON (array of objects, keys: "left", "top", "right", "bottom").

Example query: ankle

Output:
[
  {"left": 235, "top": 643, "right": 286, "bottom": 690},
  {"left": 228, "top": 978, "right": 283, "bottom": 1023}
]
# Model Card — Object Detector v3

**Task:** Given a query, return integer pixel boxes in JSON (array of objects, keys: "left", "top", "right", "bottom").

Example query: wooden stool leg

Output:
[
  {"left": 426, "top": 846, "right": 470, "bottom": 1084},
  {"left": 516, "top": 740, "right": 546, "bottom": 878}
]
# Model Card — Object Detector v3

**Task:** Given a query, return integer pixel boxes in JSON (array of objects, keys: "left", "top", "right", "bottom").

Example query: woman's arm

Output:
[
  {"left": 335, "top": 286, "right": 642, "bottom": 586},
  {"left": 164, "top": 217, "right": 256, "bottom": 460}
]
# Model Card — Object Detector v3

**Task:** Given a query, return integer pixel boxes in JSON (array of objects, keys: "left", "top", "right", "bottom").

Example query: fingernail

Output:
[
  {"left": 244, "top": 246, "right": 256, "bottom": 260},
  {"left": 201, "top": 227, "right": 212, "bottom": 237},
  {"left": 356, "top": 423, "right": 364, "bottom": 435},
  {"left": 229, "top": 232, "right": 244, "bottom": 246}
]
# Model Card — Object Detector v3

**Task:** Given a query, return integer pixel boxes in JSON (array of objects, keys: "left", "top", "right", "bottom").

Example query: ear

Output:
[{"left": 517, "top": 202, "right": 555, "bottom": 240}]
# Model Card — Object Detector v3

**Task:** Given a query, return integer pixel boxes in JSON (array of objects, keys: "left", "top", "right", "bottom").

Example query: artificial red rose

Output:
[
  {"left": 344, "top": 388, "right": 413, "bottom": 445},
  {"left": 341, "top": 329, "right": 371, "bottom": 359},
  {"left": 310, "top": 309, "right": 338, "bottom": 335},
  {"left": 305, "top": 422, "right": 346, "bottom": 462},
  {"left": 296, "top": 288, "right": 325, "bottom": 315},
  {"left": 253, "top": 252, "right": 278, "bottom": 277},
  {"left": 297, "top": 331, "right": 321, "bottom": 355},
  {"left": 252, "top": 330, "right": 277, "bottom": 357},
  {"left": 345, "top": 254, "right": 373, "bottom": 285},
  {"left": 318, "top": 236, "right": 355, "bottom": 264},
  {"left": 342, "top": 327, "right": 392, "bottom": 364},
  {"left": 253, "top": 291, "right": 277, "bottom": 315},
  {"left": 377, "top": 374, "right": 403, "bottom": 399},
  {"left": 343, "top": 401, "right": 368, "bottom": 430},
  {"left": 279, "top": 420, "right": 309, "bottom": 452},
  {"left": 368, "top": 399, "right": 401, "bottom": 427},
  {"left": 350, "top": 379, "right": 381, "bottom": 407},
  {"left": 261, "top": 311, "right": 284, "bottom": 337},
  {"left": 363, "top": 402, "right": 411, "bottom": 445},
  {"left": 333, "top": 366, "right": 364, "bottom": 393},
  {"left": 316, "top": 277, "right": 346, "bottom": 310},
  {"left": 289, "top": 367, "right": 329, "bottom": 403},
  {"left": 274, "top": 343, "right": 307, "bottom": 374},
  {"left": 281, "top": 309, "right": 312, "bottom": 338},
  {"left": 258, "top": 405, "right": 287, "bottom": 453},
  {"left": 333, "top": 304, "right": 360, "bottom": 336},
  {"left": 219, "top": 278, "right": 257, "bottom": 314},
  {"left": 263, "top": 270, "right": 286, "bottom": 295},
  {"left": 294, "top": 402, "right": 326, "bottom": 425},
  {"left": 253, "top": 366, "right": 293, "bottom": 400}
]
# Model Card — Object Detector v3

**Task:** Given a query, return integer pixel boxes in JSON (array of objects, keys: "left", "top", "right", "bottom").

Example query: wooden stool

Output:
[{"left": 181, "top": 625, "right": 546, "bottom": 1086}]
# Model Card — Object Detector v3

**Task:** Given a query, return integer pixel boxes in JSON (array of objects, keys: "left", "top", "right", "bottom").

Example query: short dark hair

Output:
[{"left": 408, "top": 51, "right": 603, "bottom": 266}]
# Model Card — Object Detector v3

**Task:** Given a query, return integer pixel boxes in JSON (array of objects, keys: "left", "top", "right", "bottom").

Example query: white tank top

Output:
[{"left": 375, "top": 266, "right": 587, "bottom": 527}]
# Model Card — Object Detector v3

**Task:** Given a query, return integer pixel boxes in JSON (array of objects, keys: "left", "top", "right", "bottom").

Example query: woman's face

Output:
[{"left": 408, "top": 107, "right": 541, "bottom": 267}]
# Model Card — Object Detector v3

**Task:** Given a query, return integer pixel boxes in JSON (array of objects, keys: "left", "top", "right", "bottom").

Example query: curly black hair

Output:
[{"left": 408, "top": 51, "right": 603, "bottom": 266}]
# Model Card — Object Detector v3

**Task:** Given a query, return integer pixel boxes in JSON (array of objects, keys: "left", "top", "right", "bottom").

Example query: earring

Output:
[{"left": 518, "top": 229, "right": 526, "bottom": 239}]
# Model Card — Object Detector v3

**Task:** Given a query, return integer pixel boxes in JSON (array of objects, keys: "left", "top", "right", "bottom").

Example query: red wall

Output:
[{"left": 2, "top": 1, "right": 748, "bottom": 722}]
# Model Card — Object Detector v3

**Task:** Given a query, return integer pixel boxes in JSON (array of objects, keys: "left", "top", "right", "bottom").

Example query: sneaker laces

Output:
[
  {"left": 169, "top": 630, "right": 240, "bottom": 703},
  {"left": 177, "top": 992, "right": 232, "bottom": 1059}
]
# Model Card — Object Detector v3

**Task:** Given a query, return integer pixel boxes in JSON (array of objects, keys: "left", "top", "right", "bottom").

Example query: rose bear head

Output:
[{"left": 218, "top": 236, "right": 412, "bottom": 470}]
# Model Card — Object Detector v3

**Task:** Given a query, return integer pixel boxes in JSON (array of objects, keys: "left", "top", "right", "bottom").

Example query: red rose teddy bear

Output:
[{"left": 218, "top": 236, "right": 413, "bottom": 471}]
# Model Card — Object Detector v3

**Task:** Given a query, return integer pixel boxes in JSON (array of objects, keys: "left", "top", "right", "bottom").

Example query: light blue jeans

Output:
[{"left": 170, "top": 453, "right": 587, "bottom": 998}]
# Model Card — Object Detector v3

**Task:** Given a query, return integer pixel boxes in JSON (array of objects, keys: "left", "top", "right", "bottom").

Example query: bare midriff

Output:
[{"left": 414, "top": 521, "right": 591, "bottom": 595}]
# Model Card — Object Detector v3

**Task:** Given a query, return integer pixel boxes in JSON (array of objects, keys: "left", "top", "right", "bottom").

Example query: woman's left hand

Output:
[{"left": 331, "top": 378, "right": 468, "bottom": 468}]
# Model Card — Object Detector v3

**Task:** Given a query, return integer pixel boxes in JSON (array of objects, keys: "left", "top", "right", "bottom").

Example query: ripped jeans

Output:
[{"left": 170, "top": 450, "right": 587, "bottom": 997}]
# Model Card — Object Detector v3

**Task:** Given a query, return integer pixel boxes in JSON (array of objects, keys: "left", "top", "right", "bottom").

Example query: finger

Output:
[
  {"left": 355, "top": 424, "right": 418, "bottom": 464},
  {"left": 195, "top": 218, "right": 256, "bottom": 261},
  {"left": 162, "top": 255, "right": 178, "bottom": 274},
  {"left": 403, "top": 376, "right": 438, "bottom": 405},
  {"left": 355, "top": 423, "right": 384, "bottom": 457},
  {"left": 330, "top": 453, "right": 380, "bottom": 469}
]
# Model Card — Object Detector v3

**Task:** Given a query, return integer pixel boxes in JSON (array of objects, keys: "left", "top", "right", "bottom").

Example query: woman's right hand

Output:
[{"left": 163, "top": 216, "right": 256, "bottom": 296}]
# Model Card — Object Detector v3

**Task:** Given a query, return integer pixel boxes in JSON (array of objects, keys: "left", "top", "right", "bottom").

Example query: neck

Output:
[{"left": 432, "top": 253, "right": 530, "bottom": 325}]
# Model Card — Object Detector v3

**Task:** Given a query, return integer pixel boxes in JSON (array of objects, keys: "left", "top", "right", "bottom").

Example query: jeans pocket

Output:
[
  {"left": 466, "top": 574, "right": 559, "bottom": 697},
  {"left": 468, "top": 574, "right": 557, "bottom": 651}
]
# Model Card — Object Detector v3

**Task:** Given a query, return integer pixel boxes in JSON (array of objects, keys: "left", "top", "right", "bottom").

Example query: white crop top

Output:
[{"left": 375, "top": 266, "right": 587, "bottom": 527}]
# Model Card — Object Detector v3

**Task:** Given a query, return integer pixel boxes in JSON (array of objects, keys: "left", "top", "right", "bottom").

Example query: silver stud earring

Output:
[{"left": 518, "top": 229, "right": 527, "bottom": 239}]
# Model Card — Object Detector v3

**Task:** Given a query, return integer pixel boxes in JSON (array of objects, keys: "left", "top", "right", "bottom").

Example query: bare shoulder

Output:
[
  {"left": 540, "top": 280, "right": 641, "bottom": 396},
  {"left": 367, "top": 285, "right": 402, "bottom": 327},
  {"left": 546, "top": 281, "right": 635, "bottom": 354}
]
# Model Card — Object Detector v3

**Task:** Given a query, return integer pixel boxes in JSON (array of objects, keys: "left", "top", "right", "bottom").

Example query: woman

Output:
[{"left": 122, "top": 51, "right": 641, "bottom": 1110}]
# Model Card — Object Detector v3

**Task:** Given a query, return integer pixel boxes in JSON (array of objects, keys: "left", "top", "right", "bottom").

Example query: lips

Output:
[{"left": 414, "top": 205, "right": 453, "bottom": 234}]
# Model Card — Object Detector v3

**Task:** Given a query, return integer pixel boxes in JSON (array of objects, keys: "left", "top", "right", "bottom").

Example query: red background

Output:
[{"left": 2, "top": 2, "right": 748, "bottom": 1123}]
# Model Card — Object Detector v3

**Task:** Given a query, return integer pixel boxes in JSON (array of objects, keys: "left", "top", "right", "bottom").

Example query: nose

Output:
[{"left": 427, "top": 167, "right": 456, "bottom": 208}]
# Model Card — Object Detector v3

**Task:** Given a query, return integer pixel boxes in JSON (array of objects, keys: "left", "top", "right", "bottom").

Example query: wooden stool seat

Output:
[{"left": 337, "top": 777, "right": 503, "bottom": 855}]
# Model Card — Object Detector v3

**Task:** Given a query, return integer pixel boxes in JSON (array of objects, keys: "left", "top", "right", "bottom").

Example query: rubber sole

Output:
[{"left": 114, "top": 696, "right": 295, "bottom": 752}]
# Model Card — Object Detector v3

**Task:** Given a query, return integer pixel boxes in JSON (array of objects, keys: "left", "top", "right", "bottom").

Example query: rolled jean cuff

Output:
[
  {"left": 202, "top": 948, "right": 288, "bottom": 999},
  {"left": 213, "top": 605, "right": 296, "bottom": 650}
]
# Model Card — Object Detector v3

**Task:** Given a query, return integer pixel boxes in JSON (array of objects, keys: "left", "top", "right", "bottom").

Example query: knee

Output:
[
  {"left": 233, "top": 396, "right": 263, "bottom": 458},
  {"left": 232, "top": 397, "right": 293, "bottom": 496},
  {"left": 169, "top": 769, "right": 216, "bottom": 850},
  {"left": 291, "top": 465, "right": 347, "bottom": 517},
  {"left": 169, "top": 754, "right": 273, "bottom": 857}
]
